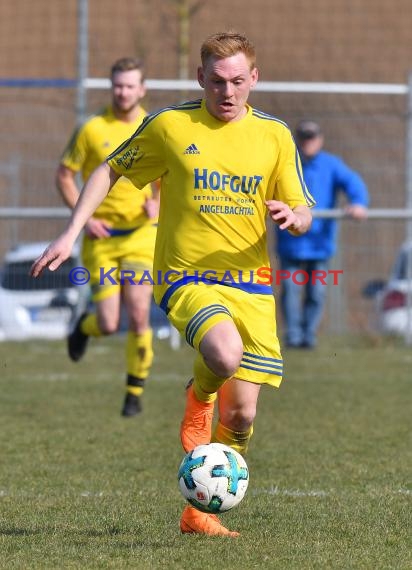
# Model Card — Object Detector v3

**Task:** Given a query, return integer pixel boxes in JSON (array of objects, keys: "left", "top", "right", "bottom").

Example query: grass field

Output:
[{"left": 0, "top": 333, "right": 410, "bottom": 569}]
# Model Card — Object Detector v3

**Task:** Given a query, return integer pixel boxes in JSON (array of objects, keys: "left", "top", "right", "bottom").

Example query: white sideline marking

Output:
[
  {"left": 29, "top": 344, "right": 59, "bottom": 353},
  {"left": 17, "top": 373, "right": 71, "bottom": 382},
  {"left": 89, "top": 346, "right": 109, "bottom": 354},
  {"left": 253, "top": 486, "right": 328, "bottom": 497},
  {"left": 155, "top": 373, "right": 186, "bottom": 382},
  {"left": 47, "top": 373, "right": 71, "bottom": 381}
]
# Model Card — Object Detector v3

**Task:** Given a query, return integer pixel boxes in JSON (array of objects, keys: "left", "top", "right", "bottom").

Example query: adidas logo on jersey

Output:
[{"left": 184, "top": 143, "right": 200, "bottom": 155}]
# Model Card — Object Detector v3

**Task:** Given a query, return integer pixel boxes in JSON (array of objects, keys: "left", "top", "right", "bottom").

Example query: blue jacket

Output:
[{"left": 276, "top": 150, "right": 369, "bottom": 260}]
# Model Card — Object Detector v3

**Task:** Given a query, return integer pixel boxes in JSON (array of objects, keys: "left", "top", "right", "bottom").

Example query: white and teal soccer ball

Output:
[{"left": 178, "top": 442, "right": 249, "bottom": 513}]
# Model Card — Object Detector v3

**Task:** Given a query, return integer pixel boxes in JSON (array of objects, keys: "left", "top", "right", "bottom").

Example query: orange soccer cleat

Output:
[
  {"left": 180, "top": 505, "right": 239, "bottom": 537},
  {"left": 180, "top": 381, "right": 215, "bottom": 452}
]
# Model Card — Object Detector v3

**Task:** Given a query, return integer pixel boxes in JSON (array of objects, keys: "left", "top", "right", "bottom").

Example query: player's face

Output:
[
  {"left": 297, "top": 135, "right": 324, "bottom": 159},
  {"left": 111, "top": 69, "right": 146, "bottom": 114},
  {"left": 198, "top": 53, "right": 258, "bottom": 123}
]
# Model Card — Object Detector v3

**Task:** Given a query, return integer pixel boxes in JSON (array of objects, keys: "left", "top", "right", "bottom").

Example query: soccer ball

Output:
[{"left": 177, "top": 442, "right": 249, "bottom": 514}]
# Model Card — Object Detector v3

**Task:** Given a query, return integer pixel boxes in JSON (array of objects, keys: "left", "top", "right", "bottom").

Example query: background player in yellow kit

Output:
[
  {"left": 56, "top": 57, "right": 159, "bottom": 417},
  {"left": 32, "top": 32, "right": 313, "bottom": 536}
]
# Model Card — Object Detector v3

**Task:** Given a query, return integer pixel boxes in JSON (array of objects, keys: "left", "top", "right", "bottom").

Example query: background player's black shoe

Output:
[
  {"left": 68, "top": 313, "right": 89, "bottom": 361},
  {"left": 121, "top": 393, "right": 142, "bottom": 417}
]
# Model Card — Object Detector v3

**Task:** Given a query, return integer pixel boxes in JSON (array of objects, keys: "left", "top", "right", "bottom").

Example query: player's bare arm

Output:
[
  {"left": 56, "top": 164, "right": 111, "bottom": 239},
  {"left": 265, "top": 200, "right": 312, "bottom": 235},
  {"left": 30, "top": 162, "right": 120, "bottom": 277},
  {"left": 56, "top": 164, "right": 80, "bottom": 210}
]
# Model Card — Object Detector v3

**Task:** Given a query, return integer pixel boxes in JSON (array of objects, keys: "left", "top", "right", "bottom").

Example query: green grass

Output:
[{"left": 0, "top": 334, "right": 410, "bottom": 569}]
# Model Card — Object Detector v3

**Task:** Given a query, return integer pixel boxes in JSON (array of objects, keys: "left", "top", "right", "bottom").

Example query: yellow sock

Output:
[
  {"left": 212, "top": 421, "right": 254, "bottom": 456},
  {"left": 192, "top": 353, "right": 231, "bottom": 403},
  {"left": 126, "top": 329, "right": 153, "bottom": 380},
  {"left": 81, "top": 314, "right": 103, "bottom": 337}
]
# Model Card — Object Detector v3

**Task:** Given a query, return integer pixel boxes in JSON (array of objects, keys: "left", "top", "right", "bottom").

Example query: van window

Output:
[
  {"left": 1, "top": 257, "right": 77, "bottom": 291},
  {"left": 396, "top": 250, "right": 411, "bottom": 280}
]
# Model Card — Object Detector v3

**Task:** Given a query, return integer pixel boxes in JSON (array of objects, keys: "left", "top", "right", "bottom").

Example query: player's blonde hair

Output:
[
  {"left": 110, "top": 57, "right": 145, "bottom": 80},
  {"left": 200, "top": 31, "right": 256, "bottom": 70}
]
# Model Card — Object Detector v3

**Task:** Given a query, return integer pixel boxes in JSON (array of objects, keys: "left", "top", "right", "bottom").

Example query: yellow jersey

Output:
[
  {"left": 107, "top": 99, "right": 315, "bottom": 305},
  {"left": 61, "top": 105, "right": 154, "bottom": 229}
]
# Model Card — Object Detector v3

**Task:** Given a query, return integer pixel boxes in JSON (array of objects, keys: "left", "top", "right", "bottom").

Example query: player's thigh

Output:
[
  {"left": 95, "top": 292, "right": 122, "bottom": 333},
  {"left": 229, "top": 290, "right": 284, "bottom": 388},
  {"left": 200, "top": 320, "right": 243, "bottom": 372},
  {"left": 167, "top": 283, "right": 235, "bottom": 350},
  {"left": 123, "top": 281, "right": 153, "bottom": 312},
  {"left": 122, "top": 282, "right": 153, "bottom": 330}
]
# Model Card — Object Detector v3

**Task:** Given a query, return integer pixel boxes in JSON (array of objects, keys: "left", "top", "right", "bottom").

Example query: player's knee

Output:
[
  {"left": 207, "top": 341, "right": 243, "bottom": 378},
  {"left": 100, "top": 323, "right": 119, "bottom": 335},
  {"left": 128, "top": 313, "right": 150, "bottom": 333},
  {"left": 222, "top": 405, "right": 256, "bottom": 432},
  {"left": 200, "top": 321, "right": 243, "bottom": 378},
  {"left": 98, "top": 316, "right": 120, "bottom": 335}
]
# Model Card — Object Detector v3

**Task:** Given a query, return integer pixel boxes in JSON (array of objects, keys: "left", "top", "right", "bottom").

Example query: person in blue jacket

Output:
[{"left": 275, "top": 119, "right": 369, "bottom": 349}]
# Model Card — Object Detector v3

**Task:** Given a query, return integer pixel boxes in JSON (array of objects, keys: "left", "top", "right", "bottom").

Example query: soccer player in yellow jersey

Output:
[
  {"left": 32, "top": 32, "right": 314, "bottom": 536},
  {"left": 56, "top": 57, "right": 159, "bottom": 417}
]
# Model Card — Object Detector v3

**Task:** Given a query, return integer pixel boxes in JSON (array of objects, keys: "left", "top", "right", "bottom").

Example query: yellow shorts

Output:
[
  {"left": 82, "top": 223, "right": 157, "bottom": 302},
  {"left": 166, "top": 282, "right": 283, "bottom": 387}
]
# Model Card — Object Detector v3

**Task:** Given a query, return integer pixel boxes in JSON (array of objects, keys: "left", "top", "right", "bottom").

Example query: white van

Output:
[{"left": 0, "top": 241, "right": 88, "bottom": 341}]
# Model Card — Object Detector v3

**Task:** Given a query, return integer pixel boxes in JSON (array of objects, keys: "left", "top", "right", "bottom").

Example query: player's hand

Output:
[
  {"left": 84, "top": 217, "right": 111, "bottom": 239},
  {"left": 344, "top": 204, "right": 368, "bottom": 220},
  {"left": 265, "top": 200, "right": 302, "bottom": 232},
  {"left": 143, "top": 197, "right": 159, "bottom": 220},
  {"left": 30, "top": 234, "right": 74, "bottom": 278}
]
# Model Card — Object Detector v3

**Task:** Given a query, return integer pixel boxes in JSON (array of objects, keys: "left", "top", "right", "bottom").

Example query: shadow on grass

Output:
[
  {"left": 0, "top": 525, "right": 177, "bottom": 550},
  {"left": 85, "top": 527, "right": 123, "bottom": 537},
  {"left": 84, "top": 527, "right": 178, "bottom": 548},
  {"left": 0, "top": 527, "right": 42, "bottom": 536}
]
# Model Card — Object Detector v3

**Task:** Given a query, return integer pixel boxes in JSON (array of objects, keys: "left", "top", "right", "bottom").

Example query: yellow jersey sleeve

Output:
[
  {"left": 61, "top": 124, "right": 90, "bottom": 174},
  {"left": 271, "top": 126, "right": 315, "bottom": 208},
  {"left": 108, "top": 113, "right": 168, "bottom": 189}
]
